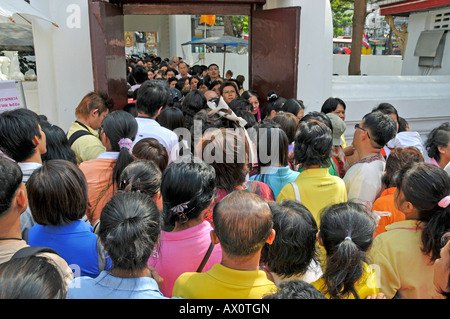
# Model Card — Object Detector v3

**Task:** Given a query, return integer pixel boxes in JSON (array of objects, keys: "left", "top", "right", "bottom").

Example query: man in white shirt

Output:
[
  {"left": 133, "top": 80, "right": 180, "bottom": 163},
  {"left": 175, "top": 62, "right": 191, "bottom": 79},
  {"left": 343, "top": 111, "right": 397, "bottom": 209}
]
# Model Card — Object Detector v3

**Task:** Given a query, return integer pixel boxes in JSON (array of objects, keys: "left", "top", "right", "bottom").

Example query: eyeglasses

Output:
[{"left": 354, "top": 123, "right": 371, "bottom": 140}]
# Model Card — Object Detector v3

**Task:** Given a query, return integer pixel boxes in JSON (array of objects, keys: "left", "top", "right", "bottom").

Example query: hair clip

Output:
[
  {"left": 118, "top": 138, "right": 133, "bottom": 153},
  {"left": 344, "top": 236, "right": 352, "bottom": 242},
  {"left": 170, "top": 201, "right": 190, "bottom": 224},
  {"left": 438, "top": 195, "right": 450, "bottom": 209}
]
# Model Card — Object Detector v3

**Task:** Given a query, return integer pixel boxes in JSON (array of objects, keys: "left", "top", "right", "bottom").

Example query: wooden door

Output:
[
  {"left": 250, "top": 6, "right": 301, "bottom": 118},
  {"left": 88, "top": 0, "right": 128, "bottom": 110}
]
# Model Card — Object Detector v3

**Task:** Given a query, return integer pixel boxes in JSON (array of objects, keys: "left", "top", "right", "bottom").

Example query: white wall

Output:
[
  {"left": 264, "top": 0, "right": 334, "bottom": 112},
  {"left": 333, "top": 55, "right": 403, "bottom": 76},
  {"left": 332, "top": 75, "right": 450, "bottom": 145},
  {"left": 402, "top": 10, "right": 450, "bottom": 76},
  {"left": 31, "top": 0, "right": 94, "bottom": 131}
]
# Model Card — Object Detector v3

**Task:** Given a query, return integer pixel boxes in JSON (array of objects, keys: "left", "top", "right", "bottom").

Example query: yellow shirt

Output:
[
  {"left": 312, "top": 262, "right": 379, "bottom": 299},
  {"left": 276, "top": 168, "right": 347, "bottom": 226},
  {"left": 67, "top": 121, "right": 106, "bottom": 165},
  {"left": 368, "top": 219, "right": 438, "bottom": 299},
  {"left": 172, "top": 263, "right": 277, "bottom": 299}
]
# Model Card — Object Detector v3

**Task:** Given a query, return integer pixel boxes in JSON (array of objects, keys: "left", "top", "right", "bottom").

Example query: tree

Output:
[{"left": 348, "top": 0, "right": 367, "bottom": 75}]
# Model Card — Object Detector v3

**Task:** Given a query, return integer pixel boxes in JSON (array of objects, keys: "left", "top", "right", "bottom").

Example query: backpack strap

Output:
[
  {"left": 11, "top": 246, "right": 59, "bottom": 259},
  {"left": 196, "top": 242, "right": 214, "bottom": 273},
  {"left": 68, "top": 130, "right": 94, "bottom": 147},
  {"left": 68, "top": 121, "right": 95, "bottom": 146},
  {"left": 290, "top": 182, "right": 302, "bottom": 203}
]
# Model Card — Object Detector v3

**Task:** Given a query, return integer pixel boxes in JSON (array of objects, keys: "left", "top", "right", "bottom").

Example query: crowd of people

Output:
[{"left": 0, "top": 53, "right": 449, "bottom": 300}]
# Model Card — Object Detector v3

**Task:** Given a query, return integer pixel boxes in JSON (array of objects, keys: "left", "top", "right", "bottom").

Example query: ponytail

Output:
[
  {"left": 396, "top": 163, "right": 450, "bottom": 262},
  {"left": 319, "top": 202, "right": 376, "bottom": 299},
  {"left": 322, "top": 237, "right": 365, "bottom": 299},
  {"left": 101, "top": 111, "right": 138, "bottom": 190},
  {"left": 421, "top": 201, "right": 450, "bottom": 262}
]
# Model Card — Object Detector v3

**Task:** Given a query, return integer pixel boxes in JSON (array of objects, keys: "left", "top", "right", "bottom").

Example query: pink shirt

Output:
[{"left": 147, "top": 221, "right": 222, "bottom": 297}]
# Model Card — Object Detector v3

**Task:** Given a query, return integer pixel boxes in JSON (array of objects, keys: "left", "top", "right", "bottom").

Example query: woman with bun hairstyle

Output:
[
  {"left": 369, "top": 163, "right": 450, "bottom": 299},
  {"left": 148, "top": 157, "right": 222, "bottom": 297}
]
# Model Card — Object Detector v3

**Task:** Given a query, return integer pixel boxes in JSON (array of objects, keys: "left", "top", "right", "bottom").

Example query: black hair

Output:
[
  {"left": 132, "top": 65, "right": 149, "bottom": 84},
  {"left": 300, "top": 111, "right": 332, "bottom": 130},
  {"left": 160, "top": 157, "right": 216, "bottom": 227},
  {"left": 208, "top": 80, "right": 222, "bottom": 91},
  {"left": 261, "top": 201, "right": 318, "bottom": 279},
  {"left": 395, "top": 163, "right": 450, "bottom": 262},
  {"left": 98, "top": 191, "right": 162, "bottom": 271},
  {"left": 320, "top": 97, "right": 346, "bottom": 114},
  {"left": 266, "top": 91, "right": 286, "bottom": 117},
  {"left": 0, "top": 157, "right": 23, "bottom": 217},
  {"left": 372, "top": 102, "right": 399, "bottom": 123},
  {"left": 0, "top": 108, "right": 41, "bottom": 162},
  {"left": 425, "top": 122, "right": 450, "bottom": 162},
  {"left": 38, "top": 119, "right": 76, "bottom": 165},
  {"left": 263, "top": 280, "right": 326, "bottom": 299},
  {"left": 282, "top": 98, "right": 305, "bottom": 117},
  {"left": 294, "top": 121, "right": 333, "bottom": 168},
  {"left": 119, "top": 159, "right": 161, "bottom": 198},
  {"left": 27, "top": 159, "right": 88, "bottom": 225},
  {"left": 136, "top": 80, "right": 170, "bottom": 117},
  {"left": 319, "top": 202, "right": 376, "bottom": 299},
  {"left": 123, "top": 103, "right": 137, "bottom": 117},
  {"left": 0, "top": 255, "right": 66, "bottom": 299},
  {"left": 229, "top": 97, "right": 252, "bottom": 113},
  {"left": 362, "top": 111, "right": 397, "bottom": 148},
  {"left": 157, "top": 106, "right": 185, "bottom": 131},
  {"left": 181, "top": 90, "right": 207, "bottom": 129},
  {"left": 101, "top": 110, "right": 137, "bottom": 189},
  {"left": 273, "top": 111, "right": 299, "bottom": 144},
  {"left": 250, "top": 120, "right": 289, "bottom": 179}
]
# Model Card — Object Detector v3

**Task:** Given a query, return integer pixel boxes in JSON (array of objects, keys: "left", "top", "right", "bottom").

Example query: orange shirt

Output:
[
  {"left": 371, "top": 187, "right": 405, "bottom": 237},
  {"left": 79, "top": 158, "right": 116, "bottom": 225}
]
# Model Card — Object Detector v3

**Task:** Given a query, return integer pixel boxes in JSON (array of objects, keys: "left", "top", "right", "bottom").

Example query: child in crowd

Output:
[
  {"left": 369, "top": 163, "right": 450, "bottom": 299},
  {"left": 312, "top": 202, "right": 379, "bottom": 299},
  {"left": 260, "top": 201, "right": 322, "bottom": 284},
  {"left": 371, "top": 147, "right": 424, "bottom": 236},
  {"left": 27, "top": 159, "right": 111, "bottom": 278}
]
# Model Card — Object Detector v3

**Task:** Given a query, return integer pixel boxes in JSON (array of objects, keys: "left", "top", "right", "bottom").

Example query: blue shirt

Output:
[
  {"left": 249, "top": 166, "right": 300, "bottom": 199},
  {"left": 66, "top": 271, "right": 168, "bottom": 299},
  {"left": 28, "top": 220, "right": 111, "bottom": 278}
]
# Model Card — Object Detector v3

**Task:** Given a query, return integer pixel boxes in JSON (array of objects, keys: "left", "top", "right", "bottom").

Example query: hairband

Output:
[
  {"left": 118, "top": 138, "right": 133, "bottom": 153},
  {"left": 438, "top": 195, "right": 450, "bottom": 209},
  {"left": 344, "top": 236, "right": 352, "bottom": 242}
]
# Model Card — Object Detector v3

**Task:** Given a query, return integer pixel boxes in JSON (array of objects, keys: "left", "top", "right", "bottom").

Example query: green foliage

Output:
[
  {"left": 231, "top": 16, "right": 248, "bottom": 37},
  {"left": 330, "top": 0, "right": 354, "bottom": 37}
]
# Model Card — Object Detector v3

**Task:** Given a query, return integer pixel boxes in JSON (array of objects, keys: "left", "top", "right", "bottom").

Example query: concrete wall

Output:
[
  {"left": 333, "top": 55, "right": 403, "bottom": 76},
  {"left": 264, "top": 0, "right": 334, "bottom": 111},
  {"left": 402, "top": 9, "right": 450, "bottom": 76},
  {"left": 31, "top": 0, "right": 94, "bottom": 132},
  {"left": 332, "top": 75, "right": 450, "bottom": 146}
]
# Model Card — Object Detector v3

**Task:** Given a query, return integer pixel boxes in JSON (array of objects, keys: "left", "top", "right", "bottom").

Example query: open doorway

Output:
[{"left": 88, "top": 0, "right": 300, "bottom": 117}]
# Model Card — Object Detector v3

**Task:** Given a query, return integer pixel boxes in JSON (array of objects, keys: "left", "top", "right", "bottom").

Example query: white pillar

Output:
[
  {"left": 169, "top": 15, "right": 192, "bottom": 63},
  {"left": 264, "top": 0, "right": 333, "bottom": 111},
  {"left": 31, "top": 0, "right": 94, "bottom": 131}
]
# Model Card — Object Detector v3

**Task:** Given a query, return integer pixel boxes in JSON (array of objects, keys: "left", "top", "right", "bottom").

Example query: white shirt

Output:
[
  {"left": 132, "top": 117, "right": 180, "bottom": 163},
  {"left": 175, "top": 73, "right": 191, "bottom": 79},
  {"left": 343, "top": 153, "right": 385, "bottom": 210},
  {"left": 385, "top": 131, "right": 425, "bottom": 158}
]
